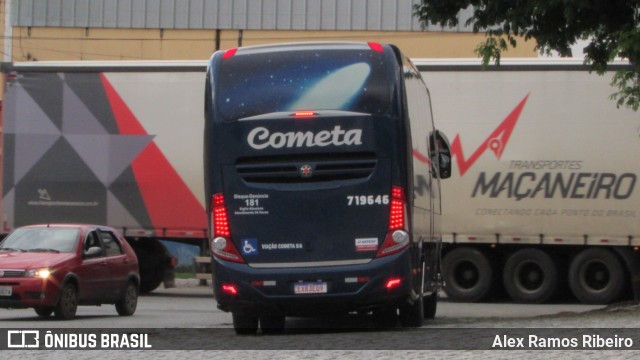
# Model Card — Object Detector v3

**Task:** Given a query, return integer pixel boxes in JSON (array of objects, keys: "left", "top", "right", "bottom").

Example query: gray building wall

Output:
[{"left": 11, "top": 0, "right": 473, "bottom": 32}]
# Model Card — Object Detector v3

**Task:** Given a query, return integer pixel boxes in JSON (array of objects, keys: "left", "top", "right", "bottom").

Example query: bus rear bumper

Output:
[{"left": 212, "top": 250, "right": 417, "bottom": 317}]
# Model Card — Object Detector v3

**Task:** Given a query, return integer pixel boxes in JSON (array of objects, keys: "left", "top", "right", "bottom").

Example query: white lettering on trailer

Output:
[{"left": 247, "top": 126, "right": 363, "bottom": 150}]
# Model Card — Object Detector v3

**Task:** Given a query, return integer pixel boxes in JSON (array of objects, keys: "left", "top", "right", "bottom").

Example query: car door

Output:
[
  {"left": 99, "top": 230, "right": 130, "bottom": 301},
  {"left": 78, "top": 230, "right": 109, "bottom": 302}
]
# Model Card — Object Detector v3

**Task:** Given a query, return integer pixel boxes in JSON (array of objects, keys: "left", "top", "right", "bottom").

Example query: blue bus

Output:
[{"left": 204, "top": 42, "right": 451, "bottom": 334}]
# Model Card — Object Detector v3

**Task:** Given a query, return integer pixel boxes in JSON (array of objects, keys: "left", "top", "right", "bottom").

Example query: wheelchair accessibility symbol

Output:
[{"left": 241, "top": 239, "right": 258, "bottom": 256}]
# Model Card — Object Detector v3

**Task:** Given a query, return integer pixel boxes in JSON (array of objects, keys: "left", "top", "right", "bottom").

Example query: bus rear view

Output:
[{"left": 204, "top": 42, "right": 450, "bottom": 334}]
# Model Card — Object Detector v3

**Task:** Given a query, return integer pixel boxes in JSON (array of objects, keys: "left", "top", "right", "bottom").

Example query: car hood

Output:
[{"left": 0, "top": 252, "right": 76, "bottom": 269}]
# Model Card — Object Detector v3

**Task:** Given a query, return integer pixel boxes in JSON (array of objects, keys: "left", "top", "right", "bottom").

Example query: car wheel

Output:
[
  {"left": 232, "top": 312, "right": 259, "bottom": 335},
  {"left": 54, "top": 283, "right": 78, "bottom": 320},
  {"left": 34, "top": 306, "right": 54, "bottom": 318},
  {"left": 115, "top": 281, "right": 139, "bottom": 316}
]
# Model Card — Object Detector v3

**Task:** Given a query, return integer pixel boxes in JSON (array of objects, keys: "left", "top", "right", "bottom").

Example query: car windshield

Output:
[{"left": 0, "top": 228, "right": 80, "bottom": 253}]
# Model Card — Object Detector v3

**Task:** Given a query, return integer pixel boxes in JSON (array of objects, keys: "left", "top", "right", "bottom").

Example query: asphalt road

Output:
[
  {"left": 2, "top": 279, "right": 640, "bottom": 359},
  {"left": 0, "top": 278, "right": 607, "bottom": 329}
]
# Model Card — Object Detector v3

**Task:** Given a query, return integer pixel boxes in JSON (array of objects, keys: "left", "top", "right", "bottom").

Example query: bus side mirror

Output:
[{"left": 430, "top": 130, "right": 452, "bottom": 179}]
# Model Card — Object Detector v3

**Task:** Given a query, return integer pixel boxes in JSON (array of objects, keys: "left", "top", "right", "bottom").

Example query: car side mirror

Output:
[
  {"left": 430, "top": 130, "right": 452, "bottom": 179},
  {"left": 84, "top": 246, "right": 103, "bottom": 258}
]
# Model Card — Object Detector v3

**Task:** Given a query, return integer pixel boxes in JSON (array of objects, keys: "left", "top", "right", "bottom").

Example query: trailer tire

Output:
[
  {"left": 130, "top": 239, "right": 170, "bottom": 293},
  {"left": 569, "top": 248, "right": 625, "bottom": 304},
  {"left": 442, "top": 247, "right": 493, "bottom": 302},
  {"left": 503, "top": 248, "right": 558, "bottom": 303}
]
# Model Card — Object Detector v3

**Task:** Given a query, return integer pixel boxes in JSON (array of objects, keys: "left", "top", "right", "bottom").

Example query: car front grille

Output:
[{"left": 0, "top": 270, "right": 26, "bottom": 278}]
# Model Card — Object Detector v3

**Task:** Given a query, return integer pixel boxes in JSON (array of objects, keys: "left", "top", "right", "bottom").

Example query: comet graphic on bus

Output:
[{"left": 413, "top": 94, "right": 530, "bottom": 177}]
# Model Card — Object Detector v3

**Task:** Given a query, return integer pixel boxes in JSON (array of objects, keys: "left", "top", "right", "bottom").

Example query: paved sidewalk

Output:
[{"left": 149, "top": 278, "right": 213, "bottom": 297}]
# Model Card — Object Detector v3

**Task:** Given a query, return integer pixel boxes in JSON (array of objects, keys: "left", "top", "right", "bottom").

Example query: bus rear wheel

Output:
[
  {"left": 232, "top": 312, "right": 259, "bottom": 335},
  {"left": 399, "top": 295, "right": 424, "bottom": 327},
  {"left": 423, "top": 292, "right": 438, "bottom": 320},
  {"left": 260, "top": 315, "right": 285, "bottom": 334}
]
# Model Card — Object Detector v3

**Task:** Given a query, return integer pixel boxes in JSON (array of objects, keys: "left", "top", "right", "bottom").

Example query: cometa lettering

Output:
[
  {"left": 247, "top": 126, "right": 363, "bottom": 150},
  {"left": 472, "top": 171, "right": 637, "bottom": 201}
]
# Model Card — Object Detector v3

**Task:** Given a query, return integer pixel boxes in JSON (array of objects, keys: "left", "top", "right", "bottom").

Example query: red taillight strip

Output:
[
  {"left": 376, "top": 186, "right": 410, "bottom": 258},
  {"left": 222, "top": 48, "right": 238, "bottom": 60},
  {"left": 388, "top": 186, "right": 406, "bottom": 231},
  {"left": 210, "top": 193, "right": 244, "bottom": 263},
  {"left": 212, "top": 194, "right": 230, "bottom": 237},
  {"left": 385, "top": 278, "right": 402, "bottom": 289},
  {"left": 368, "top": 42, "right": 384, "bottom": 53},
  {"left": 221, "top": 284, "right": 238, "bottom": 295},
  {"left": 293, "top": 111, "right": 316, "bottom": 117}
]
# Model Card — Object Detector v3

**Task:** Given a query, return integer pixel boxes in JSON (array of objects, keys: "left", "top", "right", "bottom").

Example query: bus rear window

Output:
[{"left": 216, "top": 49, "right": 392, "bottom": 121}]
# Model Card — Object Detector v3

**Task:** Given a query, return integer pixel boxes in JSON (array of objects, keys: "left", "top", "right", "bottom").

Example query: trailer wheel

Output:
[
  {"left": 130, "top": 239, "right": 171, "bottom": 293},
  {"left": 442, "top": 247, "right": 493, "bottom": 302},
  {"left": 569, "top": 248, "right": 625, "bottom": 304},
  {"left": 503, "top": 248, "right": 558, "bottom": 303}
]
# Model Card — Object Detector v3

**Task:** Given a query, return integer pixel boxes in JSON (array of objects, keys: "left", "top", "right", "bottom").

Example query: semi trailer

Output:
[
  {"left": 418, "top": 59, "right": 639, "bottom": 304},
  {"left": 0, "top": 61, "right": 208, "bottom": 293}
]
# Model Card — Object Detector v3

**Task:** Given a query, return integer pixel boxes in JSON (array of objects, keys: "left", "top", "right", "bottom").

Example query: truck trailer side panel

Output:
[
  {"left": 2, "top": 68, "right": 207, "bottom": 237},
  {"left": 417, "top": 61, "right": 639, "bottom": 304},
  {"left": 1, "top": 64, "right": 209, "bottom": 293}
]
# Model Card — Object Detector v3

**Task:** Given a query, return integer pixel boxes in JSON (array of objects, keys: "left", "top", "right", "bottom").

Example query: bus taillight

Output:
[
  {"left": 368, "top": 42, "right": 384, "bottom": 53},
  {"left": 376, "top": 186, "right": 410, "bottom": 258},
  {"left": 210, "top": 193, "right": 244, "bottom": 263},
  {"left": 293, "top": 111, "right": 316, "bottom": 118},
  {"left": 388, "top": 186, "right": 406, "bottom": 230},
  {"left": 222, "top": 48, "right": 238, "bottom": 60}
]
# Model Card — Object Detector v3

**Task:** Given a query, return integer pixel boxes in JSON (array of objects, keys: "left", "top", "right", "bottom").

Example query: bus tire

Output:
[
  {"left": 232, "top": 312, "right": 259, "bottom": 335},
  {"left": 260, "top": 315, "right": 285, "bottom": 334},
  {"left": 399, "top": 295, "right": 424, "bottom": 327},
  {"left": 568, "top": 248, "right": 625, "bottom": 304},
  {"left": 372, "top": 307, "right": 398, "bottom": 328},
  {"left": 423, "top": 292, "right": 437, "bottom": 320},
  {"left": 442, "top": 247, "right": 493, "bottom": 302},
  {"left": 503, "top": 248, "right": 558, "bottom": 303}
]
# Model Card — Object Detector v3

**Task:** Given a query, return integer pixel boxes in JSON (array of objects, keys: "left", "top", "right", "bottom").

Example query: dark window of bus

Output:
[{"left": 216, "top": 49, "right": 393, "bottom": 121}]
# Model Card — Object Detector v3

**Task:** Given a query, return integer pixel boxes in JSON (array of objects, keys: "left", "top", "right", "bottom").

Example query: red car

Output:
[{"left": 0, "top": 224, "right": 140, "bottom": 320}]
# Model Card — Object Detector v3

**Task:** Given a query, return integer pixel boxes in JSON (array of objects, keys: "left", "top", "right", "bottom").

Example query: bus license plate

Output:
[
  {"left": 294, "top": 282, "right": 327, "bottom": 295},
  {"left": 0, "top": 286, "right": 12, "bottom": 297}
]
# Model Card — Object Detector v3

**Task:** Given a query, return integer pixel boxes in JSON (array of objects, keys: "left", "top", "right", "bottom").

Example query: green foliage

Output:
[{"left": 414, "top": 0, "right": 640, "bottom": 111}]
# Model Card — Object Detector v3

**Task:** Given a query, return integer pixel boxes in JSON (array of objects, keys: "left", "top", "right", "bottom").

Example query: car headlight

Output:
[{"left": 25, "top": 268, "right": 52, "bottom": 279}]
